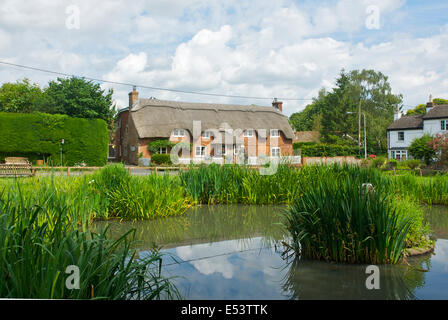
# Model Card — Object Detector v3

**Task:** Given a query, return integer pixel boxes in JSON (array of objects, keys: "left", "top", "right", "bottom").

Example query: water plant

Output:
[{"left": 0, "top": 189, "right": 179, "bottom": 299}]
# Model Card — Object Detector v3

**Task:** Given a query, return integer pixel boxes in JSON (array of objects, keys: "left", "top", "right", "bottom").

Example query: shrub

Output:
[
  {"left": 151, "top": 154, "right": 172, "bottom": 165},
  {"left": 371, "top": 156, "right": 386, "bottom": 168},
  {"left": 0, "top": 112, "right": 108, "bottom": 166},
  {"left": 408, "top": 134, "right": 436, "bottom": 165},
  {"left": 406, "top": 159, "right": 421, "bottom": 169},
  {"left": 387, "top": 159, "right": 398, "bottom": 169},
  {"left": 148, "top": 140, "right": 175, "bottom": 153},
  {"left": 293, "top": 142, "right": 361, "bottom": 157}
]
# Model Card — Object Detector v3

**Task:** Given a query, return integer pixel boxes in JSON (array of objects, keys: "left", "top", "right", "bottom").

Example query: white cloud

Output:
[{"left": 1, "top": 0, "right": 447, "bottom": 116}]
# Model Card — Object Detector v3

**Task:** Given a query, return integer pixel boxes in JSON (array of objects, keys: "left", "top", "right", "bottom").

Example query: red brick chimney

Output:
[
  {"left": 272, "top": 98, "right": 283, "bottom": 112},
  {"left": 129, "top": 86, "right": 139, "bottom": 109}
]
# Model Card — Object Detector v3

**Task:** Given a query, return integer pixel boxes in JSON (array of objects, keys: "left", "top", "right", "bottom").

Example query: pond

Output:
[{"left": 94, "top": 204, "right": 448, "bottom": 300}]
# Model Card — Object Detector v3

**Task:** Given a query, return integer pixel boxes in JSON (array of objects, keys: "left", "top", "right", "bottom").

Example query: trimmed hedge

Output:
[
  {"left": 293, "top": 142, "right": 362, "bottom": 157},
  {"left": 151, "top": 154, "right": 172, "bottom": 165},
  {"left": 0, "top": 112, "right": 108, "bottom": 166}
]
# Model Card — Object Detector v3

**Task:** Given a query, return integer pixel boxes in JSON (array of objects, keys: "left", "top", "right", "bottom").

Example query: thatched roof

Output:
[
  {"left": 130, "top": 98, "right": 294, "bottom": 139},
  {"left": 387, "top": 115, "right": 423, "bottom": 130}
]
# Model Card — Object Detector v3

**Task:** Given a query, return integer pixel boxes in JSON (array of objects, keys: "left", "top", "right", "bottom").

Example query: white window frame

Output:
[
  {"left": 392, "top": 150, "right": 407, "bottom": 160},
  {"left": 271, "top": 147, "right": 281, "bottom": 157},
  {"left": 397, "top": 131, "right": 404, "bottom": 141},
  {"left": 244, "top": 129, "right": 254, "bottom": 137},
  {"left": 159, "top": 147, "right": 168, "bottom": 154},
  {"left": 441, "top": 120, "right": 447, "bottom": 131},
  {"left": 202, "top": 131, "right": 211, "bottom": 139},
  {"left": 195, "top": 146, "right": 206, "bottom": 157},
  {"left": 173, "top": 129, "right": 185, "bottom": 137},
  {"left": 270, "top": 129, "right": 280, "bottom": 138}
]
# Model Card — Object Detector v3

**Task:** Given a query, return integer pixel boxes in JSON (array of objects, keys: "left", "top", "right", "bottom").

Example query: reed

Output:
[
  {"left": 283, "top": 164, "right": 431, "bottom": 264},
  {"left": 0, "top": 189, "right": 179, "bottom": 299}
]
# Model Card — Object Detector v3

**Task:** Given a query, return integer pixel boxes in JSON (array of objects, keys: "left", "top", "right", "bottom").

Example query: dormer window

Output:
[
  {"left": 270, "top": 129, "right": 280, "bottom": 138},
  {"left": 244, "top": 129, "right": 254, "bottom": 137},
  {"left": 173, "top": 129, "right": 185, "bottom": 137},
  {"left": 202, "top": 131, "right": 211, "bottom": 139}
]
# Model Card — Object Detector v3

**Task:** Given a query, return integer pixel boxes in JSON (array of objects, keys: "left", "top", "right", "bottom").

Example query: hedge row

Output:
[
  {"left": 293, "top": 142, "right": 362, "bottom": 157},
  {"left": 0, "top": 112, "right": 108, "bottom": 166},
  {"left": 151, "top": 154, "right": 172, "bottom": 165}
]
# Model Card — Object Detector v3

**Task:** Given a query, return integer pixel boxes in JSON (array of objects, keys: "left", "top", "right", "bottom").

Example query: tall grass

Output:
[
  {"left": 0, "top": 189, "right": 179, "bottom": 299},
  {"left": 0, "top": 164, "right": 193, "bottom": 222},
  {"left": 284, "top": 175, "right": 412, "bottom": 264},
  {"left": 180, "top": 164, "right": 301, "bottom": 204}
]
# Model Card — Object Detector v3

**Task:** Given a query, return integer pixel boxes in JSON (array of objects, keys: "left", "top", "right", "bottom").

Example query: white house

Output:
[{"left": 387, "top": 96, "right": 448, "bottom": 160}]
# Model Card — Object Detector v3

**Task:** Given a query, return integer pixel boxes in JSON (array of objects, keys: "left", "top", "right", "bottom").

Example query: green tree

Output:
[
  {"left": 289, "top": 89, "right": 326, "bottom": 131},
  {"left": 433, "top": 98, "right": 448, "bottom": 105},
  {"left": 406, "top": 104, "right": 426, "bottom": 115},
  {"left": 0, "top": 78, "right": 44, "bottom": 113},
  {"left": 291, "top": 69, "right": 402, "bottom": 154},
  {"left": 43, "top": 77, "right": 116, "bottom": 127},
  {"left": 408, "top": 134, "right": 435, "bottom": 165},
  {"left": 406, "top": 98, "right": 448, "bottom": 115}
]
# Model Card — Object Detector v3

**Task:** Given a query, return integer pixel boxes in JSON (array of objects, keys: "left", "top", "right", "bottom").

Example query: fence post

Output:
[
  {"left": 128, "top": 167, "right": 131, "bottom": 175},
  {"left": 155, "top": 167, "right": 158, "bottom": 176},
  {"left": 67, "top": 167, "right": 70, "bottom": 177},
  {"left": 393, "top": 168, "right": 396, "bottom": 176},
  {"left": 419, "top": 168, "right": 422, "bottom": 176}
]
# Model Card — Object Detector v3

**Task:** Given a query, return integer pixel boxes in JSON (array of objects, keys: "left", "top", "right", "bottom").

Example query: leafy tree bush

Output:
[
  {"left": 42, "top": 77, "right": 115, "bottom": 127},
  {"left": 0, "top": 112, "right": 108, "bottom": 166},
  {"left": 408, "top": 134, "right": 435, "bottom": 165},
  {"left": 371, "top": 156, "right": 386, "bottom": 168},
  {"left": 148, "top": 140, "right": 175, "bottom": 153},
  {"left": 151, "top": 154, "right": 172, "bottom": 165},
  {"left": 427, "top": 133, "right": 448, "bottom": 166},
  {"left": 0, "top": 78, "right": 45, "bottom": 113},
  {"left": 293, "top": 142, "right": 361, "bottom": 157},
  {"left": 387, "top": 159, "right": 398, "bottom": 169}
]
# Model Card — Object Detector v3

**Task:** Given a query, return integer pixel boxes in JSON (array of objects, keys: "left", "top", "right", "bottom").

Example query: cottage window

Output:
[
  {"left": 195, "top": 146, "right": 206, "bottom": 157},
  {"left": 271, "top": 147, "right": 281, "bottom": 157},
  {"left": 270, "top": 129, "right": 280, "bottom": 138},
  {"left": 159, "top": 147, "right": 168, "bottom": 154},
  {"left": 234, "top": 144, "right": 244, "bottom": 154},
  {"left": 244, "top": 129, "right": 254, "bottom": 137},
  {"left": 221, "top": 145, "right": 227, "bottom": 156},
  {"left": 202, "top": 131, "right": 211, "bottom": 139},
  {"left": 173, "top": 129, "right": 185, "bottom": 137},
  {"left": 441, "top": 120, "right": 447, "bottom": 131},
  {"left": 398, "top": 132, "right": 404, "bottom": 141},
  {"left": 392, "top": 150, "right": 407, "bottom": 160}
]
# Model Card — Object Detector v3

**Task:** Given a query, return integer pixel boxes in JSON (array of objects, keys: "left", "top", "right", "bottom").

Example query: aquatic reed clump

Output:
[
  {"left": 0, "top": 190, "right": 179, "bottom": 299},
  {"left": 284, "top": 167, "right": 415, "bottom": 264}
]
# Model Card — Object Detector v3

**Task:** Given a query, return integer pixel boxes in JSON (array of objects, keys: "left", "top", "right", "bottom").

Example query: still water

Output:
[{"left": 94, "top": 205, "right": 448, "bottom": 300}]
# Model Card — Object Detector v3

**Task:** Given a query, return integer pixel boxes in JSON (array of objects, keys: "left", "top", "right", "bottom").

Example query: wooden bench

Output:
[{"left": 0, "top": 157, "right": 35, "bottom": 177}]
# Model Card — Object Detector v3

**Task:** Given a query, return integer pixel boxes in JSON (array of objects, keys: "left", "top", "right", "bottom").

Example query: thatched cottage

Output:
[{"left": 114, "top": 88, "right": 296, "bottom": 165}]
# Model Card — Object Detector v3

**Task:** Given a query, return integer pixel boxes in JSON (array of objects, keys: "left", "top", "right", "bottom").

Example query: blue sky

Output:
[{"left": 0, "top": 0, "right": 447, "bottom": 115}]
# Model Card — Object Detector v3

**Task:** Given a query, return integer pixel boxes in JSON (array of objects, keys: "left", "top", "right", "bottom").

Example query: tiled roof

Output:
[
  {"left": 423, "top": 105, "right": 448, "bottom": 119},
  {"left": 387, "top": 115, "right": 423, "bottom": 130}
]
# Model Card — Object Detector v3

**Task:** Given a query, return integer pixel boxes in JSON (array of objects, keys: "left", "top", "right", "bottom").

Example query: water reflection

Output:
[
  {"left": 93, "top": 204, "right": 287, "bottom": 249},
  {"left": 93, "top": 204, "right": 448, "bottom": 299}
]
